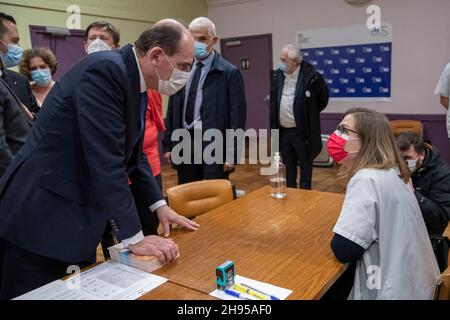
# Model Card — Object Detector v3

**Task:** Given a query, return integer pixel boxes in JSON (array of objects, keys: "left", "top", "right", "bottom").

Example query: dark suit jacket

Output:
[
  {"left": 162, "top": 52, "right": 246, "bottom": 178},
  {"left": 270, "top": 60, "right": 329, "bottom": 160},
  {"left": 0, "top": 44, "right": 163, "bottom": 263},
  {"left": 2, "top": 69, "right": 40, "bottom": 113},
  {"left": 0, "top": 77, "right": 31, "bottom": 176}
]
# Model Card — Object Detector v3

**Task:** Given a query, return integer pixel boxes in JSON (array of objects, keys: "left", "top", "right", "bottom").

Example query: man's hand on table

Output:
[
  {"left": 129, "top": 236, "right": 179, "bottom": 264},
  {"left": 128, "top": 206, "right": 199, "bottom": 264},
  {"left": 156, "top": 205, "right": 199, "bottom": 237}
]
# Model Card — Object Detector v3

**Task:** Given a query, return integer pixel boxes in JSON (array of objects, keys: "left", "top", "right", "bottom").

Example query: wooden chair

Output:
[
  {"left": 435, "top": 265, "right": 450, "bottom": 300},
  {"left": 166, "top": 179, "right": 234, "bottom": 218},
  {"left": 389, "top": 120, "right": 423, "bottom": 137}
]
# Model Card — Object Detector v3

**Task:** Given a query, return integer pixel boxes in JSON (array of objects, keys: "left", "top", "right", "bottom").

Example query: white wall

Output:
[{"left": 208, "top": 0, "right": 450, "bottom": 114}]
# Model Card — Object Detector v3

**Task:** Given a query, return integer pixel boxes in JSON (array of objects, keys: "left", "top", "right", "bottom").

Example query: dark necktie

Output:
[
  {"left": 139, "top": 92, "right": 148, "bottom": 134},
  {"left": 185, "top": 62, "right": 204, "bottom": 125}
]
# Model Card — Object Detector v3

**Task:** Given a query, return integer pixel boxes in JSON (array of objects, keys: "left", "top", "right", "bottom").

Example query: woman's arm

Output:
[{"left": 331, "top": 233, "right": 365, "bottom": 263}]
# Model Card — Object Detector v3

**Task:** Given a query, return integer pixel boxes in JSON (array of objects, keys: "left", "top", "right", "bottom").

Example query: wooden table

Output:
[
  {"left": 153, "top": 186, "right": 346, "bottom": 300},
  {"left": 139, "top": 283, "right": 215, "bottom": 300}
]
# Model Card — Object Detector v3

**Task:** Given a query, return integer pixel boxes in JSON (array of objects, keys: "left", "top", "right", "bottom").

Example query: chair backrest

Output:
[
  {"left": 166, "top": 179, "right": 234, "bottom": 218},
  {"left": 389, "top": 120, "right": 423, "bottom": 137},
  {"left": 435, "top": 265, "right": 450, "bottom": 300}
]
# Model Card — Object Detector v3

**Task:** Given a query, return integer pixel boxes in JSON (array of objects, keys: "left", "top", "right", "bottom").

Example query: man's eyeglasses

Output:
[{"left": 336, "top": 124, "right": 359, "bottom": 135}]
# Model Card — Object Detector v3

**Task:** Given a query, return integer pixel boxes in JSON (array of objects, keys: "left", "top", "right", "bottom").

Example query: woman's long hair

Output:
[{"left": 339, "top": 108, "right": 410, "bottom": 183}]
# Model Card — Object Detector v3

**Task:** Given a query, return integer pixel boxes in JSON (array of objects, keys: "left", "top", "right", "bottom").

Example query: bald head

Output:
[{"left": 135, "top": 19, "right": 193, "bottom": 57}]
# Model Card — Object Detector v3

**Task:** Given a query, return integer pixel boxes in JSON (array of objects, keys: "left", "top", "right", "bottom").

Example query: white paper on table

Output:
[
  {"left": 14, "top": 261, "right": 168, "bottom": 300},
  {"left": 209, "top": 275, "right": 293, "bottom": 300}
]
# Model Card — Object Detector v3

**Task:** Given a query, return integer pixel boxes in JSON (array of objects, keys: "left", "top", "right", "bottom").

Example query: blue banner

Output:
[{"left": 301, "top": 42, "right": 392, "bottom": 99}]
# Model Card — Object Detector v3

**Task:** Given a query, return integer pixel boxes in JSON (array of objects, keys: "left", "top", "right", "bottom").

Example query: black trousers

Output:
[
  {"left": 0, "top": 238, "right": 90, "bottom": 300},
  {"left": 177, "top": 164, "right": 231, "bottom": 185},
  {"left": 177, "top": 163, "right": 204, "bottom": 184},
  {"left": 175, "top": 129, "right": 230, "bottom": 185},
  {"left": 101, "top": 174, "right": 163, "bottom": 259},
  {"left": 280, "top": 127, "right": 313, "bottom": 190}
]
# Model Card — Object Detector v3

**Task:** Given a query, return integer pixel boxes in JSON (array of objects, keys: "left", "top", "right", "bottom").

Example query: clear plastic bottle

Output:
[{"left": 270, "top": 152, "right": 287, "bottom": 199}]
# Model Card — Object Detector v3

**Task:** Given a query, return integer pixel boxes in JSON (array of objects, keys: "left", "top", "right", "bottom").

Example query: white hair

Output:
[
  {"left": 282, "top": 44, "right": 302, "bottom": 63},
  {"left": 189, "top": 17, "right": 217, "bottom": 37}
]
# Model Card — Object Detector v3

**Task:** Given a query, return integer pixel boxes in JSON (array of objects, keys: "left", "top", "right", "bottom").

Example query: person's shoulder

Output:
[
  {"left": 82, "top": 50, "right": 127, "bottom": 78},
  {"left": 443, "top": 62, "right": 450, "bottom": 75},
  {"left": 302, "top": 61, "right": 324, "bottom": 81},
  {"left": 4, "top": 69, "right": 28, "bottom": 82},
  {"left": 430, "top": 149, "right": 450, "bottom": 179},
  {"left": 85, "top": 50, "right": 124, "bottom": 67},
  {"left": 350, "top": 168, "right": 394, "bottom": 185},
  {"left": 216, "top": 53, "right": 238, "bottom": 72}
]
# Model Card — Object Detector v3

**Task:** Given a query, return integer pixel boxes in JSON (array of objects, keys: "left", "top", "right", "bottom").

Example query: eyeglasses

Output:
[{"left": 336, "top": 124, "right": 359, "bottom": 135}]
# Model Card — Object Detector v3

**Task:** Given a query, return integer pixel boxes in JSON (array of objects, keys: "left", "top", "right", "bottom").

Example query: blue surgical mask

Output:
[
  {"left": 194, "top": 41, "right": 211, "bottom": 60},
  {"left": 0, "top": 41, "right": 23, "bottom": 68},
  {"left": 31, "top": 69, "right": 52, "bottom": 87},
  {"left": 278, "top": 63, "right": 287, "bottom": 73}
]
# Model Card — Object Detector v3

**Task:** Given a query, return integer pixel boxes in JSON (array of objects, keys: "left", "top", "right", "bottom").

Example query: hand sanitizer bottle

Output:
[{"left": 270, "top": 152, "right": 287, "bottom": 199}]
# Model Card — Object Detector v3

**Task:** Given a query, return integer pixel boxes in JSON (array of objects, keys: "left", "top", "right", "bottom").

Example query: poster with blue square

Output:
[{"left": 297, "top": 24, "right": 392, "bottom": 102}]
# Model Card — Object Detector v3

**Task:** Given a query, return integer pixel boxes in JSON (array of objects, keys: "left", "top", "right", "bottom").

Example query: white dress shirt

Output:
[
  {"left": 279, "top": 66, "right": 300, "bottom": 128},
  {"left": 120, "top": 48, "right": 168, "bottom": 248}
]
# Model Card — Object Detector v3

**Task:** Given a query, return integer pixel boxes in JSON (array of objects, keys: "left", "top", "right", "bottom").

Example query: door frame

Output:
[
  {"left": 220, "top": 34, "right": 273, "bottom": 144},
  {"left": 29, "top": 25, "right": 86, "bottom": 52},
  {"left": 220, "top": 33, "right": 273, "bottom": 73}
]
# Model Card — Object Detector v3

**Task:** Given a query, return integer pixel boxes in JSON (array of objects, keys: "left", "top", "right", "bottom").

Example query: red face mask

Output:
[{"left": 327, "top": 130, "right": 352, "bottom": 163}]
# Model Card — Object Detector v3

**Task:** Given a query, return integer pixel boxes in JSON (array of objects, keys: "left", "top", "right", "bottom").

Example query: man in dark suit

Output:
[
  {"left": 0, "top": 13, "right": 39, "bottom": 114},
  {"left": 2, "top": 70, "right": 40, "bottom": 114},
  {"left": 163, "top": 17, "right": 246, "bottom": 185},
  {"left": 0, "top": 19, "right": 199, "bottom": 300},
  {"left": 270, "top": 44, "right": 329, "bottom": 190},
  {"left": 0, "top": 15, "right": 32, "bottom": 178}
]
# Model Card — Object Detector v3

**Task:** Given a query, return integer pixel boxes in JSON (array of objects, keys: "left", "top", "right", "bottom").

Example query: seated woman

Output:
[
  {"left": 328, "top": 107, "right": 440, "bottom": 300},
  {"left": 19, "top": 47, "right": 58, "bottom": 109}
]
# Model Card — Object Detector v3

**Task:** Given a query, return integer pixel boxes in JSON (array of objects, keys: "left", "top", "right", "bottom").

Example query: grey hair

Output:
[
  {"left": 189, "top": 17, "right": 216, "bottom": 37},
  {"left": 282, "top": 44, "right": 302, "bottom": 63}
]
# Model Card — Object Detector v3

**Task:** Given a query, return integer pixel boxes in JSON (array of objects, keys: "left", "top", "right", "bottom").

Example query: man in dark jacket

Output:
[
  {"left": 163, "top": 17, "right": 246, "bottom": 184},
  {"left": 0, "top": 14, "right": 32, "bottom": 177},
  {"left": 0, "top": 13, "right": 39, "bottom": 114},
  {"left": 270, "top": 44, "right": 329, "bottom": 190},
  {"left": 396, "top": 131, "right": 450, "bottom": 272}
]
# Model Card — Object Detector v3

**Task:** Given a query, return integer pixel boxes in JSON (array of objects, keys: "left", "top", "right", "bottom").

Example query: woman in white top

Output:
[
  {"left": 19, "top": 47, "right": 57, "bottom": 108},
  {"left": 327, "top": 107, "right": 440, "bottom": 300}
]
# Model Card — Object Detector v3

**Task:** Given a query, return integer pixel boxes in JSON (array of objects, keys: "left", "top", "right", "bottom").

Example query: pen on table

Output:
[
  {"left": 235, "top": 283, "right": 280, "bottom": 300},
  {"left": 233, "top": 284, "right": 270, "bottom": 300},
  {"left": 223, "top": 289, "right": 255, "bottom": 300}
]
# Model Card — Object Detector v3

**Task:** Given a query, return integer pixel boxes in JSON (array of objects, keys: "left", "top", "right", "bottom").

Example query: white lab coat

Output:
[{"left": 333, "top": 168, "right": 440, "bottom": 300}]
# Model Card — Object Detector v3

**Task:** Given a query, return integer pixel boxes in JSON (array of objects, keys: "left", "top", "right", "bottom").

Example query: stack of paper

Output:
[{"left": 14, "top": 261, "right": 168, "bottom": 300}]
